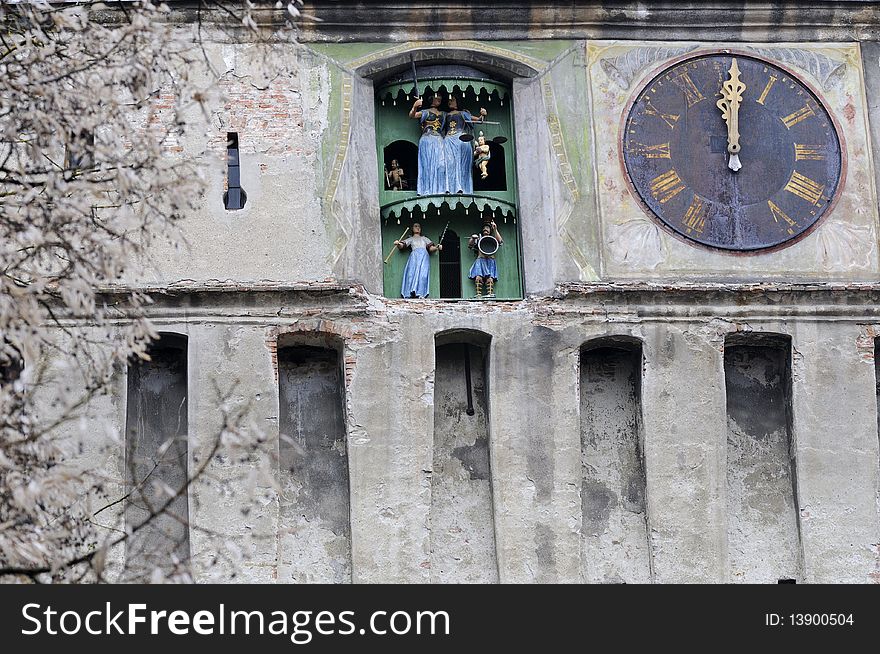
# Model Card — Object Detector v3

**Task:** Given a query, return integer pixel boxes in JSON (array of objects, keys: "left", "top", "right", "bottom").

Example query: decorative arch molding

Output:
[{"left": 349, "top": 41, "right": 545, "bottom": 81}]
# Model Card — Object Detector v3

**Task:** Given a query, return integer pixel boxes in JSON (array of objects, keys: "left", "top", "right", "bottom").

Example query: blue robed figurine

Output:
[
  {"left": 409, "top": 93, "right": 448, "bottom": 196},
  {"left": 468, "top": 221, "right": 503, "bottom": 298},
  {"left": 396, "top": 222, "right": 442, "bottom": 298},
  {"left": 444, "top": 93, "right": 487, "bottom": 194}
]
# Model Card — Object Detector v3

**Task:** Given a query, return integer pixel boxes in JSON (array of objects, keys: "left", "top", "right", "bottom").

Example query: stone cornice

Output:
[
  {"left": 293, "top": 1, "right": 880, "bottom": 43},
  {"left": 98, "top": 2, "right": 880, "bottom": 43}
]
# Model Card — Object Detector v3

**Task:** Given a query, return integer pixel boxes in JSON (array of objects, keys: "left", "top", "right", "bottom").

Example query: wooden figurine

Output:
[
  {"left": 474, "top": 131, "right": 491, "bottom": 180},
  {"left": 385, "top": 159, "right": 408, "bottom": 190}
]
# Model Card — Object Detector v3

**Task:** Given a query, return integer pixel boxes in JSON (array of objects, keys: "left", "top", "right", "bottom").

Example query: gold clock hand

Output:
[{"left": 717, "top": 58, "right": 746, "bottom": 172}]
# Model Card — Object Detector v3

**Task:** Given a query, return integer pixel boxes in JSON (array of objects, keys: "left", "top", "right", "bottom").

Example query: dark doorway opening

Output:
[
  {"left": 383, "top": 140, "right": 418, "bottom": 191},
  {"left": 439, "top": 229, "right": 461, "bottom": 298}
]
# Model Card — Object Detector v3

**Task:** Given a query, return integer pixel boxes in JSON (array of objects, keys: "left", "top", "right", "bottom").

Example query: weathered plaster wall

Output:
[{"left": 86, "top": 289, "right": 877, "bottom": 583}]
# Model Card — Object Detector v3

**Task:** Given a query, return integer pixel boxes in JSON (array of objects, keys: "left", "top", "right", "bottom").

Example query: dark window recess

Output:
[
  {"left": 473, "top": 142, "right": 506, "bottom": 192},
  {"left": 278, "top": 345, "right": 352, "bottom": 583},
  {"left": 439, "top": 229, "right": 461, "bottom": 299},
  {"left": 124, "top": 334, "right": 190, "bottom": 580},
  {"left": 383, "top": 140, "right": 418, "bottom": 191},
  {"left": 65, "top": 130, "right": 94, "bottom": 170},
  {"left": 224, "top": 132, "right": 247, "bottom": 210}
]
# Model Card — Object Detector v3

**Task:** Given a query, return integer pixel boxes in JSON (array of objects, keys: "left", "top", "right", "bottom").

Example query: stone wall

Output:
[{"left": 50, "top": 2, "right": 880, "bottom": 582}]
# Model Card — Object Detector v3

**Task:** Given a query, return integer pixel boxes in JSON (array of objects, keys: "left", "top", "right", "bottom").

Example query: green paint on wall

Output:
[
  {"left": 492, "top": 40, "right": 576, "bottom": 63},
  {"left": 320, "top": 64, "right": 343, "bottom": 188},
  {"left": 309, "top": 43, "right": 394, "bottom": 65},
  {"left": 382, "top": 208, "right": 522, "bottom": 300}
]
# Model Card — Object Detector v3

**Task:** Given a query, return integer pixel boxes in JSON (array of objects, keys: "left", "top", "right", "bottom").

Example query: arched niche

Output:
[
  {"left": 124, "top": 331, "right": 190, "bottom": 580},
  {"left": 723, "top": 331, "right": 802, "bottom": 583},
  {"left": 430, "top": 328, "right": 497, "bottom": 582},
  {"left": 579, "top": 335, "right": 651, "bottom": 583},
  {"left": 275, "top": 330, "right": 351, "bottom": 583}
]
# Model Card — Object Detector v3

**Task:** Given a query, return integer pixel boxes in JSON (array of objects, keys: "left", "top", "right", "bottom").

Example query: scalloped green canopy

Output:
[
  {"left": 378, "top": 79, "right": 510, "bottom": 103},
  {"left": 381, "top": 195, "right": 516, "bottom": 222}
]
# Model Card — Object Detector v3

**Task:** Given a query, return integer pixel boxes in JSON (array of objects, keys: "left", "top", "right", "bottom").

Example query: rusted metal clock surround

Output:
[{"left": 619, "top": 50, "right": 846, "bottom": 254}]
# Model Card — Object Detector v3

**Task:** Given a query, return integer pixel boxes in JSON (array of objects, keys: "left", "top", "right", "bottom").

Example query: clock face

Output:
[{"left": 621, "top": 52, "right": 844, "bottom": 252}]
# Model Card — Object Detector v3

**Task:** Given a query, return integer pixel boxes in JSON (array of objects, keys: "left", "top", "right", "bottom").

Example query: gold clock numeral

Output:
[
  {"left": 768, "top": 200, "right": 800, "bottom": 235},
  {"left": 756, "top": 75, "right": 778, "bottom": 106},
  {"left": 784, "top": 171, "right": 825, "bottom": 205},
  {"left": 781, "top": 104, "right": 815, "bottom": 128},
  {"left": 650, "top": 169, "right": 686, "bottom": 204},
  {"left": 794, "top": 144, "right": 826, "bottom": 161},
  {"left": 682, "top": 195, "right": 708, "bottom": 234},
  {"left": 671, "top": 72, "right": 706, "bottom": 107},
  {"left": 628, "top": 142, "right": 671, "bottom": 159},
  {"left": 643, "top": 99, "right": 680, "bottom": 129}
]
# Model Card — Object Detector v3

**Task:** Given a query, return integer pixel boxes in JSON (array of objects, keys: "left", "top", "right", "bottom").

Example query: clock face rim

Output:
[{"left": 617, "top": 48, "right": 848, "bottom": 256}]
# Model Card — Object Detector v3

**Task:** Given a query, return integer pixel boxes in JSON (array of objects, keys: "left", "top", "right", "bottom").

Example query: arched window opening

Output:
[
  {"left": 579, "top": 339, "right": 651, "bottom": 583},
  {"left": 277, "top": 343, "right": 352, "bottom": 583},
  {"left": 383, "top": 140, "right": 417, "bottom": 191}
]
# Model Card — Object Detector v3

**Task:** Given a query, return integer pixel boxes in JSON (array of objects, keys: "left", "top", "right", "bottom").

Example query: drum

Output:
[{"left": 477, "top": 234, "right": 499, "bottom": 256}]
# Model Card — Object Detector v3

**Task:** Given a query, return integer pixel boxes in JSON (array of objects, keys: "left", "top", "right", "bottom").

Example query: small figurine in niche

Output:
[
  {"left": 409, "top": 92, "right": 447, "bottom": 196},
  {"left": 468, "top": 221, "right": 503, "bottom": 298},
  {"left": 473, "top": 132, "right": 491, "bottom": 180},
  {"left": 395, "top": 222, "right": 442, "bottom": 298},
  {"left": 444, "top": 92, "right": 487, "bottom": 194},
  {"left": 385, "top": 159, "right": 408, "bottom": 190}
]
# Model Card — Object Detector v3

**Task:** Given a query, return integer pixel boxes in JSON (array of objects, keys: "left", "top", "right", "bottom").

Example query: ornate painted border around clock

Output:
[{"left": 616, "top": 47, "right": 848, "bottom": 256}]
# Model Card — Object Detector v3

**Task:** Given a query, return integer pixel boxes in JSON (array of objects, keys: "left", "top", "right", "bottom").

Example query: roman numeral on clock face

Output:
[
  {"left": 781, "top": 104, "right": 815, "bottom": 128},
  {"left": 650, "top": 169, "right": 686, "bottom": 204},
  {"left": 756, "top": 76, "right": 778, "bottom": 106},
  {"left": 768, "top": 200, "right": 799, "bottom": 235},
  {"left": 682, "top": 195, "right": 708, "bottom": 234},
  {"left": 643, "top": 99, "right": 680, "bottom": 129},
  {"left": 794, "top": 144, "right": 826, "bottom": 161},
  {"left": 628, "top": 142, "right": 671, "bottom": 158},
  {"left": 784, "top": 171, "right": 825, "bottom": 205},
  {"left": 671, "top": 72, "right": 706, "bottom": 107}
]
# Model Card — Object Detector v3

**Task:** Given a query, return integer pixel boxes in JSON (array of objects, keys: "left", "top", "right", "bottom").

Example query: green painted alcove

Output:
[
  {"left": 382, "top": 204, "right": 522, "bottom": 300},
  {"left": 375, "top": 69, "right": 523, "bottom": 299}
]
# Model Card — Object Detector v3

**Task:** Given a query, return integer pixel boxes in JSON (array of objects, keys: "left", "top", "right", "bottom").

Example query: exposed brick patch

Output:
[
  {"left": 856, "top": 325, "right": 879, "bottom": 363},
  {"left": 266, "top": 320, "right": 367, "bottom": 388},
  {"left": 212, "top": 75, "right": 309, "bottom": 160}
]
